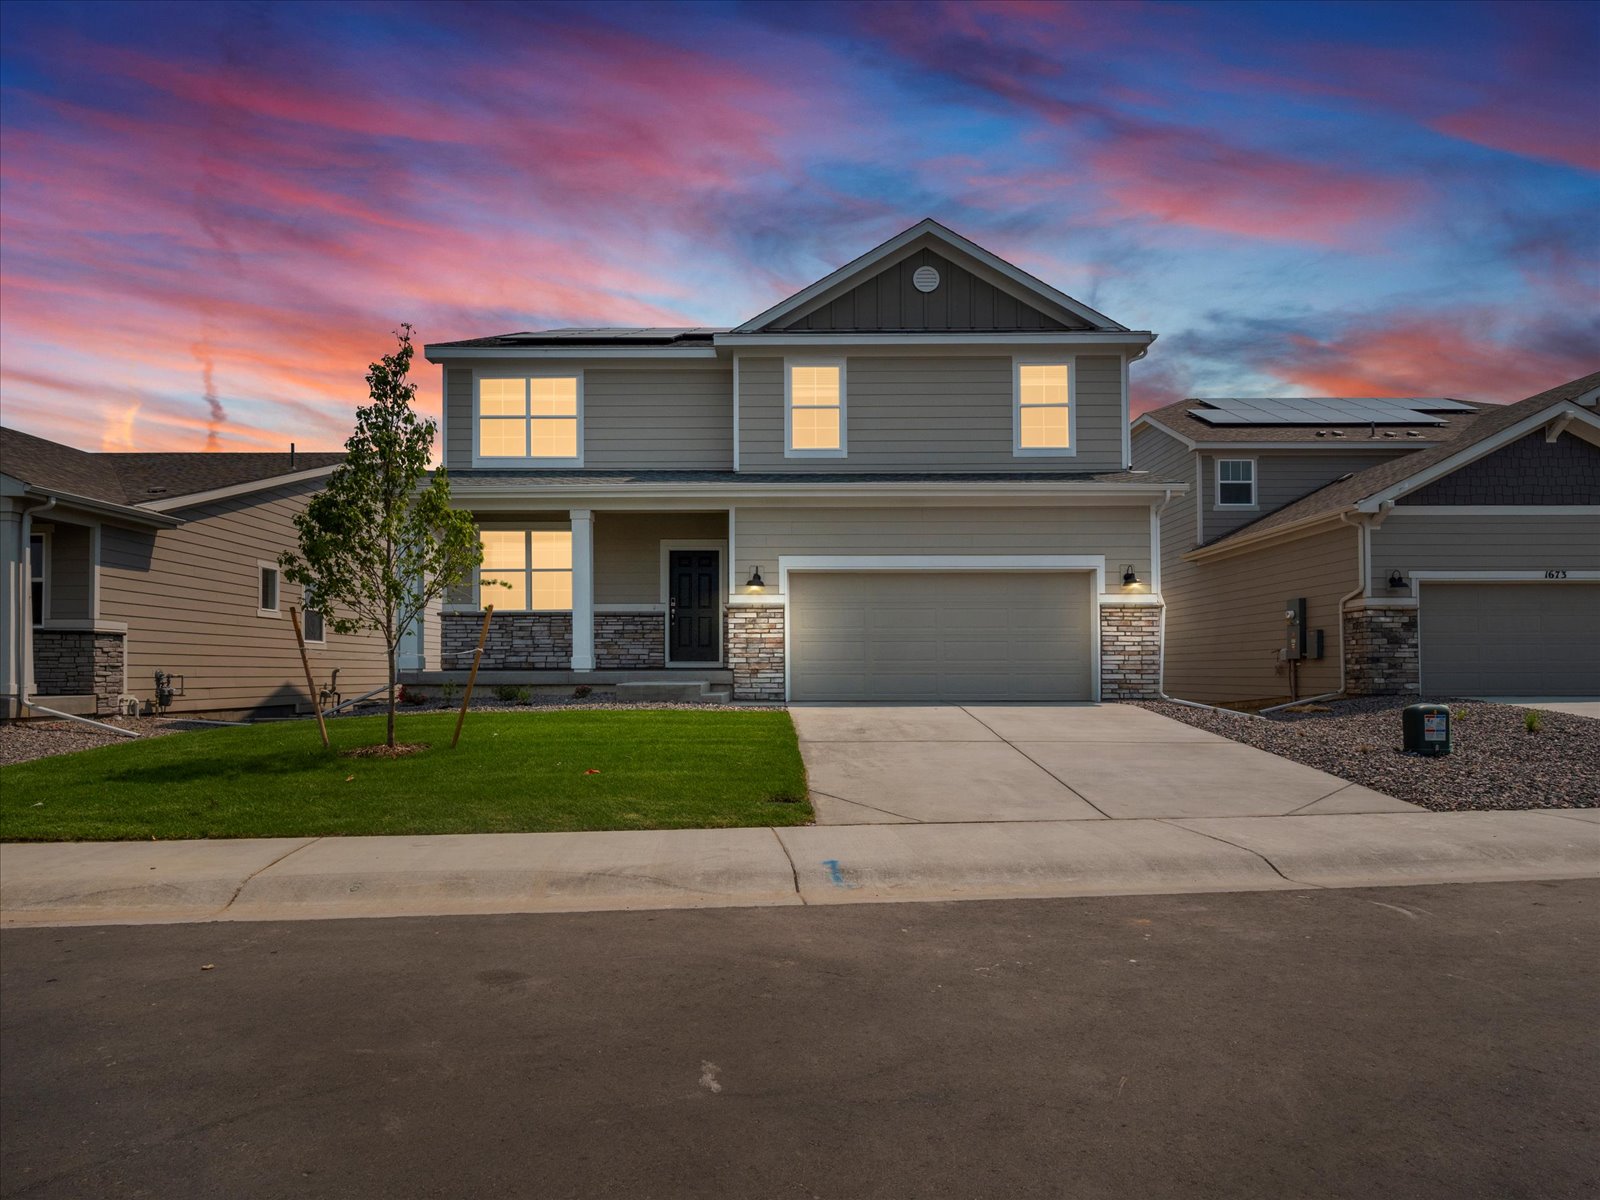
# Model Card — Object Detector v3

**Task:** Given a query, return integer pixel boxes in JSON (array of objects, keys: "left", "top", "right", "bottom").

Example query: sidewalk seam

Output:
[
  {"left": 216, "top": 838, "right": 324, "bottom": 916},
  {"left": 1159, "top": 820, "right": 1321, "bottom": 889},
  {"left": 960, "top": 707, "right": 1114, "bottom": 820},
  {"left": 770, "top": 828, "right": 806, "bottom": 905},
  {"left": 1283, "top": 782, "right": 1359, "bottom": 816},
  {"left": 809, "top": 790, "right": 924, "bottom": 824}
]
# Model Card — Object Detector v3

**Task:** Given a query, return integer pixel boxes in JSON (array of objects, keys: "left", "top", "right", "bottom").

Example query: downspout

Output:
[
  {"left": 1334, "top": 505, "right": 1387, "bottom": 698},
  {"left": 13, "top": 495, "right": 55, "bottom": 715}
]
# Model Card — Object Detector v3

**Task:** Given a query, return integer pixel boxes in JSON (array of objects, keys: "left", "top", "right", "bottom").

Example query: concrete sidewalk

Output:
[{"left": 3, "top": 809, "right": 1595, "bottom": 926}]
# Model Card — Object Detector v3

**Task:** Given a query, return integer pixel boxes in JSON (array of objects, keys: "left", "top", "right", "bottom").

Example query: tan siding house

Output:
[
  {"left": 1133, "top": 375, "right": 1600, "bottom": 704},
  {"left": 422, "top": 219, "right": 1179, "bottom": 703}
]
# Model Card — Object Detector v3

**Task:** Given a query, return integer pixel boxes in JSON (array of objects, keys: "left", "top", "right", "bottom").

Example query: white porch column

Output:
[
  {"left": 569, "top": 508, "right": 594, "bottom": 672},
  {"left": 0, "top": 501, "right": 28, "bottom": 717}
]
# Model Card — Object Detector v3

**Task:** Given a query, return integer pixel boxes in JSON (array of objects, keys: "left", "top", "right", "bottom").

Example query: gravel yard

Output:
[
  {"left": 0, "top": 717, "right": 218, "bottom": 766},
  {"left": 1134, "top": 698, "right": 1600, "bottom": 811}
]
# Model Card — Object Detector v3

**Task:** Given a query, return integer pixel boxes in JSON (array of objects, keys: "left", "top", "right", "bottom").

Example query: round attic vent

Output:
[{"left": 912, "top": 265, "right": 941, "bottom": 293}]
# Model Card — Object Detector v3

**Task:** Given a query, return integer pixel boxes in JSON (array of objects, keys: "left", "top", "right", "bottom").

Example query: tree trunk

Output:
[{"left": 386, "top": 642, "right": 397, "bottom": 748}]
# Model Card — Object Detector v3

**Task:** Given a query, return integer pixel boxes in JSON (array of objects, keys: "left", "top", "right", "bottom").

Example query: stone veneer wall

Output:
[
  {"left": 1343, "top": 607, "right": 1419, "bottom": 696},
  {"left": 594, "top": 612, "right": 666, "bottom": 669},
  {"left": 1099, "top": 605, "right": 1162, "bottom": 700},
  {"left": 441, "top": 612, "right": 573, "bottom": 670},
  {"left": 727, "top": 605, "right": 784, "bottom": 701},
  {"left": 32, "top": 629, "right": 126, "bottom": 712}
]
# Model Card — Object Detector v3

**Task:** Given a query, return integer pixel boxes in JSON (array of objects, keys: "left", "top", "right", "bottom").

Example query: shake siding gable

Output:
[{"left": 99, "top": 479, "right": 395, "bottom": 715}]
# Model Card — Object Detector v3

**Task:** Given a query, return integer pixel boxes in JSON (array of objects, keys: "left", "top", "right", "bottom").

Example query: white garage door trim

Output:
[
  {"left": 778, "top": 555, "right": 1106, "bottom": 702},
  {"left": 1415, "top": 572, "right": 1600, "bottom": 697}
]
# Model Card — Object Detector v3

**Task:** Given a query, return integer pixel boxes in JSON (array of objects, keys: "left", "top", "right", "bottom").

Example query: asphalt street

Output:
[{"left": 2, "top": 881, "right": 1596, "bottom": 1199}]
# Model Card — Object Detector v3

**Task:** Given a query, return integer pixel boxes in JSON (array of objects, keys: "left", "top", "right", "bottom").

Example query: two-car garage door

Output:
[
  {"left": 788, "top": 571, "right": 1094, "bottom": 702},
  {"left": 1421, "top": 582, "right": 1599, "bottom": 696}
]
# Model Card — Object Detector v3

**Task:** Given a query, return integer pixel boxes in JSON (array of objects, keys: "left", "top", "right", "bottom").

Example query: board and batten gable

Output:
[
  {"left": 443, "top": 359, "right": 734, "bottom": 472},
  {"left": 736, "top": 351, "right": 1129, "bottom": 473},
  {"left": 98, "top": 478, "right": 400, "bottom": 715}
]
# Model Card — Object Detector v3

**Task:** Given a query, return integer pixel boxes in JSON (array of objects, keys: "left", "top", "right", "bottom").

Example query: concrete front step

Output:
[{"left": 613, "top": 680, "right": 720, "bottom": 703}]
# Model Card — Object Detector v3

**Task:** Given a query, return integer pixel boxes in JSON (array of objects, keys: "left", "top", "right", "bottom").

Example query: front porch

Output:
[{"left": 434, "top": 509, "right": 733, "bottom": 679}]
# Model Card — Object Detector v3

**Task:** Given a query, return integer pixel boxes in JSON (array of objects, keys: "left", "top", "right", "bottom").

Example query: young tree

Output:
[{"left": 281, "top": 325, "right": 483, "bottom": 748}]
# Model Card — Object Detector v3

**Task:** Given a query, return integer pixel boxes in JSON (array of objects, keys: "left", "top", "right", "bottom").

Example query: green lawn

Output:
[{"left": 0, "top": 710, "right": 812, "bottom": 841}]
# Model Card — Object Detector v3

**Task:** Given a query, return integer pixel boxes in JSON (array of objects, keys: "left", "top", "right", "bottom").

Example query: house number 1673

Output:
[{"left": 1544, "top": 569, "right": 1568, "bottom": 579}]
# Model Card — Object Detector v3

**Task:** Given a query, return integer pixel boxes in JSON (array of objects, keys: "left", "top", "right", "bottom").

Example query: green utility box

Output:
[{"left": 1402, "top": 703, "right": 1452, "bottom": 756}]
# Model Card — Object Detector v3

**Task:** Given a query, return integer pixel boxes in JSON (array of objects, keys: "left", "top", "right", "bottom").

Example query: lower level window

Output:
[
  {"left": 258, "top": 564, "right": 280, "bottom": 614},
  {"left": 28, "top": 533, "right": 46, "bottom": 625},
  {"left": 479, "top": 529, "right": 573, "bottom": 610},
  {"left": 302, "top": 590, "right": 326, "bottom": 643}
]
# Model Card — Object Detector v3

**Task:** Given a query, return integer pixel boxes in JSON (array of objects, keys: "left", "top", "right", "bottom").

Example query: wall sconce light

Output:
[
  {"left": 746, "top": 566, "right": 765, "bottom": 591},
  {"left": 1121, "top": 564, "right": 1139, "bottom": 588},
  {"left": 1388, "top": 570, "right": 1406, "bottom": 590}
]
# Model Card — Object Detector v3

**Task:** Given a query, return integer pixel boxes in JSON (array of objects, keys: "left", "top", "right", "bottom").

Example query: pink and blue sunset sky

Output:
[{"left": 1, "top": 0, "right": 1596, "bottom": 452}]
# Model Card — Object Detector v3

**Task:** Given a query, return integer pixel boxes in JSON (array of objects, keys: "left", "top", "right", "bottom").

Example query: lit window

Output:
[
  {"left": 1217, "top": 459, "right": 1256, "bottom": 507},
  {"left": 28, "top": 533, "right": 46, "bottom": 625},
  {"left": 477, "top": 375, "right": 580, "bottom": 461},
  {"left": 786, "top": 362, "right": 844, "bottom": 455},
  {"left": 258, "top": 564, "right": 280, "bottom": 614},
  {"left": 1015, "top": 362, "right": 1072, "bottom": 453},
  {"left": 478, "top": 529, "right": 573, "bottom": 611}
]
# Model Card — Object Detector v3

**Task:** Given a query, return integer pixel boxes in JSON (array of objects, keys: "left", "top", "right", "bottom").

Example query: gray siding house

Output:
[
  {"left": 0, "top": 430, "right": 435, "bottom": 719},
  {"left": 421, "top": 220, "right": 1184, "bottom": 703},
  {"left": 1132, "top": 374, "right": 1600, "bottom": 704}
]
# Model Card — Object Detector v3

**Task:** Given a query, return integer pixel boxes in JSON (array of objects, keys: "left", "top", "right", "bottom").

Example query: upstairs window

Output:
[
  {"left": 1216, "top": 459, "right": 1256, "bottom": 507},
  {"left": 479, "top": 529, "right": 573, "bottom": 611},
  {"left": 786, "top": 361, "right": 845, "bottom": 456},
  {"left": 476, "top": 374, "right": 582, "bottom": 463},
  {"left": 1014, "top": 361, "right": 1073, "bottom": 455}
]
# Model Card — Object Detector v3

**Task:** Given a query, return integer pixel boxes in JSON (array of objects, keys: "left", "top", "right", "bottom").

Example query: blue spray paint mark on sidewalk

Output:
[{"left": 822, "top": 859, "right": 858, "bottom": 889}]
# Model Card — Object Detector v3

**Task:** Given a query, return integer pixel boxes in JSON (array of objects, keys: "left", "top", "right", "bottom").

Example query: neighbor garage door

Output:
[
  {"left": 1421, "top": 582, "right": 1600, "bottom": 696},
  {"left": 788, "top": 571, "right": 1094, "bottom": 702}
]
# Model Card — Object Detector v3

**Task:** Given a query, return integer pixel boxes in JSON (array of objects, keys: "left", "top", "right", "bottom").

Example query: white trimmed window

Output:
[
  {"left": 257, "top": 563, "right": 281, "bottom": 617},
  {"left": 302, "top": 588, "right": 326, "bottom": 644},
  {"left": 1014, "top": 361, "right": 1074, "bottom": 455},
  {"left": 479, "top": 529, "right": 573, "bottom": 611},
  {"left": 1216, "top": 459, "right": 1256, "bottom": 507},
  {"left": 475, "top": 374, "right": 582, "bottom": 463},
  {"left": 785, "top": 361, "right": 845, "bottom": 456}
]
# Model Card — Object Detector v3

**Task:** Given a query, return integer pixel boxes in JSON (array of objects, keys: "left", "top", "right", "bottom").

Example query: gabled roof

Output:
[
  {"left": 427, "top": 328, "right": 725, "bottom": 351},
  {"left": 0, "top": 426, "right": 344, "bottom": 515},
  {"left": 731, "top": 218, "right": 1129, "bottom": 334},
  {"left": 1190, "top": 371, "right": 1600, "bottom": 556},
  {"left": 1137, "top": 396, "right": 1490, "bottom": 448}
]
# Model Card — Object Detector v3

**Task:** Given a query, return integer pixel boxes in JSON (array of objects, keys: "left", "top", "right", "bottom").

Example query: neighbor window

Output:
[
  {"left": 302, "top": 588, "right": 325, "bottom": 643},
  {"left": 1216, "top": 459, "right": 1256, "bottom": 507},
  {"left": 28, "top": 533, "right": 47, "bottom": 625},
  {"left": 258, "top": 563, "right": 280, "bottom": 615},
  {"left": 786, "top": 361, "right": 845, "bottom": 455},
  {"left": 477, "top": 375, "right": 581, "bottom": 462},
  {"left": 478, "top": 529, "right": 573, "bottom": 611},
  {"left": 1014, "top": 361, "right": 1073, "bottom": 454}
]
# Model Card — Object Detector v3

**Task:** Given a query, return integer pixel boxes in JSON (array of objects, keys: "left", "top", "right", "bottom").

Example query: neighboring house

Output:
[
  {"left": 1131, "top": 374, "right": 1600, "bottom": 704},
  {"left": 0, "top": 428, "right": 438, "bottom": 719},
  {"left": 420, "top": 219, "right": 1185, "bottom": 703}
]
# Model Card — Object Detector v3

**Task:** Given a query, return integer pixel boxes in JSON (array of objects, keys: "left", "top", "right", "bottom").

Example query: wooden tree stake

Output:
[
  {"left": 291, "top": 605, "right": 331, "bottom": 749},
  {"left": 451, "top": 604, "right": 494, "bottom": 749}
]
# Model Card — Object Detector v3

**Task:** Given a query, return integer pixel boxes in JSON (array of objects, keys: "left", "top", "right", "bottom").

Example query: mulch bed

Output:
[
  {"left": 341, "top": 742, "right": 430, "bottom": 759},
  {"left": 1133, "top": 697, "right": 1600, "bottom": 811}
]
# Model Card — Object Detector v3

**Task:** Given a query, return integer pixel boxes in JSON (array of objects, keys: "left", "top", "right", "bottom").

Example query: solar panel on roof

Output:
[{"left": 1190, "top": 396, "right": 1464, "bottom": 426}]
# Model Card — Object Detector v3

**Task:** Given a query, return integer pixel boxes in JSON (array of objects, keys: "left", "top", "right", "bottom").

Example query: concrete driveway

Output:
[
  {"left": 791, "top": 704, "right": 1419, "bottom": 824},
  {"left": 1476, "top": 697, "right": 1600, "bottom": 719}
]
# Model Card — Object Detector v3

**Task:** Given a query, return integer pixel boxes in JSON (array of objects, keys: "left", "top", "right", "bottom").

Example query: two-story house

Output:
[
  {"left": 420, "top": 220, "right": 1184, "bottom": 703},
  {"left": 1132, "top": 374, "right": 1600, "bottom": 705}
]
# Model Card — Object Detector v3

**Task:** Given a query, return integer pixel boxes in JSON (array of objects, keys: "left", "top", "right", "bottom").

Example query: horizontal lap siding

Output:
[
  {"left": 1372, "top": 513, "right": 1600, "bottom": 579},
  {"left": 733, "top": 505, "right": 1151, "bottom": 595},
  {"left": 1202, "top": 450, "right": 1407, "bottom": 540},
  {"left": 1162, "top": 522, "right": 1357, "bottom": 705},
  {"left": 738, "top": 353, "right": 1126, "bottom": 473},
  {"left": 100, "top": 481, "right": 397, "bottom": 714},
  {"left": 445, "top": 367, "right": 473, "bottom": 471},
  {"left": 594, "top": 512, "right": 727, "bottom": 605},
  {"left": 586, "top": 369, "right": 732, "bottom": 469}
]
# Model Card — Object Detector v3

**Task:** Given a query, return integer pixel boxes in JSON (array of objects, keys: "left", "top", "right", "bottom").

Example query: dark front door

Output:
[{"left": 668, "top": 550, "right": 721, "bottom": 662}]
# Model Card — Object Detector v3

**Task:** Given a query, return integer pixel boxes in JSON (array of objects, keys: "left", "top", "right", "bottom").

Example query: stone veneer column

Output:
[
  {"left": 727, "top": 603, "right": 784, "bottom": 701},
  {"left": 1098, "top": 603, "right": 1163, "bottom": 700},
  {"left": 1342, "top": 606, "right": 1419, "bottom": 696}
]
